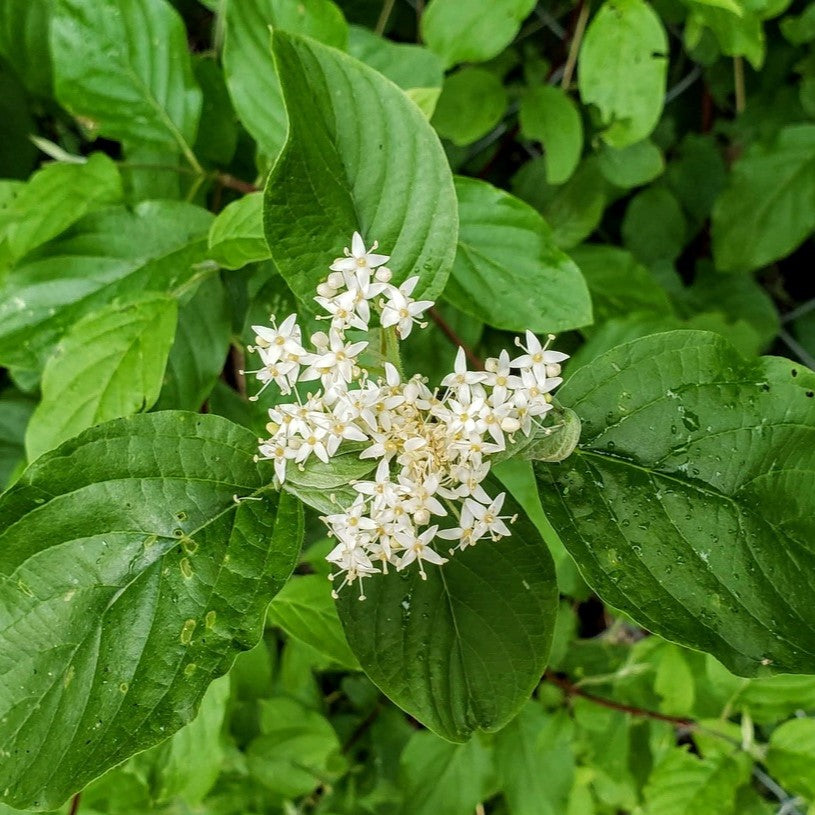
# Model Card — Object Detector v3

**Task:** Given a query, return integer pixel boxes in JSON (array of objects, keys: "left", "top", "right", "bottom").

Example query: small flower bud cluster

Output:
[{"left": 246, "top": 233, "right": 568, "bottom": 598}]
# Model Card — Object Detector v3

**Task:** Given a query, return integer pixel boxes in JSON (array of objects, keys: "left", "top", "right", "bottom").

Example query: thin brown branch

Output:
[
  {"left": 342, "top": 702, "right": 382, "bottom": 753},
  {"left": 561, "top": 0, "right": 590, "bottom": 90},
  {"left": 428, "top": 307, "right": 484, "bottom": 370},
  {"left": 216, "top": 172, "right": 259, "bottom": 195},
  {"left": 543, "top": 670, "right": 696, "bottom": 728},
  {"left": 229, "top": 345, "right": 248, "bottom": 398},
  {"left": 68, "top": 793, "right": 82, "bottom": 815}
]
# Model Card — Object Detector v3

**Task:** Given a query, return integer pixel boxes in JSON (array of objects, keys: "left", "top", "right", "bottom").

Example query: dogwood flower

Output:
[{"left": 246, "top": 232, "right": 570, "bottom": 596}]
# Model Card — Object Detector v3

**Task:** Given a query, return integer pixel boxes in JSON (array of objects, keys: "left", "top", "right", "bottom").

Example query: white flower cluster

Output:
[{"left": 246, "top": 233, "right": 568, "bottom": 598}]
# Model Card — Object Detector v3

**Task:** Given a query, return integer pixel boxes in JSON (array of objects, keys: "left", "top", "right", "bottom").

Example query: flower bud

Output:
[
  {"left": 501, "top": 417, "right": 521, "bottom": 432},
  {"left": 413, "top": 508, "right": 430, "bottom": 526},
  {"left": 316, "top": 282, "right": 335, "bottom": 298},
  {"left": 375, "top": 266, "right": 392, "bottom": 283},
  {"left": 327, "top": 271, "right": 345, "bottom": 289},
  {"left": 311, "top": 331, "right": 329, "bottom": 349},
  {"left": 545, "top": 363, "right": 561, "bottom": 378}
]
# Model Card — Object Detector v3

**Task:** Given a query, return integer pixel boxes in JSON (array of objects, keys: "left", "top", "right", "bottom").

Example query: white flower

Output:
[
  {"left": 330, "top": 231, "right": 390, "bottom": 275},
  {"left": 396, "top": 525, "right": 447, "bottom": 578},
  {"left": 513, "top": 330, "right": 569, "bottom": 384},
  {"left": 441, "top": 347, "right": 487, "bottom": 399},
  {"left": 245, "top": 230, "right": 570, "bottom": 595},
  {"left": 380, "top": 277, "right": 434, "bottom": 339}
]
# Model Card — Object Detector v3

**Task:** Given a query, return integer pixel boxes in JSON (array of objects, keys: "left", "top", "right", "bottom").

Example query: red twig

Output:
[
  {"left": 216, "top": 172, "right": 259, "bottom": 195},
  {"left": 544, "top": 671, "right": 696, "bottom": 729},
  {"left": 428, "top": 307, "right": 484, "bottom": 370}
]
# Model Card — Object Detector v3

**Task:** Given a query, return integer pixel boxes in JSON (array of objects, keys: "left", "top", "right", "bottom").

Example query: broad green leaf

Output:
[
  {"left": 712, "top": 124, "right": 815, "bottom": 272},
  {"left": 0, "top": 0, "right": 52, "bottom": 97},
  {"left": 0, "top": 155, "right": 122, "bottom": 263},
  {"left": 622, "top": 186, "right": 688, "bottom": 266},
  {"left": 337, "top": 480, "right": 557, "bottom": 742},
  {"left": 512, "top": 156, "right": 611, "bottom": 249},
  {"left": 766, "top": 718, "right": 815, "bottom": 800},
  {"left": 421, "top": 0, "right": 537, "bottom": 68},
  {"left": 780, "top": 4, "right": 815, "bottom": 44},
  {"left": 0, "top": 201, "right": 213, "bottom": 371},
  {"left": 0, "top": 389, "right": 34, "bottom": 488},
  {"left": 643, "top": 747, "right": 751, "bottom": 814},
  {"left": 25, "top": 294, "right": 178, "bottom": 461},
  {"left": 432, "top": 67, "right": 507, "bottom": 147},
  {"left": 0, "top": 412, "right": 302, "bottom": 810},
  {"left": 398, "top": 731, "right": 494, "bottom": 815},
  {"left": 406, "top": 87, "right": 441, "bottom": 119},
  {"left": 597, "top": 139, "right": 664, "bottom": 188},
  {"left": 579, "top": 0, "right": 669, "bottom": 148},
  {"left": 537, "top": 331, "right": 815, "bottom": 676},
  {"left": 149, "top": 675, "right": 230, "bottom": 804},
  {"left": 520, "top": 85, "right": 584, "bottom": 184},
  {"left": 192, "top": 56, "right": 239, "bottom": 167},
  {"left": 155, "top": 276, "right": 232, "bottom": 412},
  {"left": 0, "top": 75, "right": 37, "bottom": 185},
  {"left": 267, "top": 574, "right": 359, "bottom": 670},
  {"left": 208, "top": 192, "right": 270, "bottom": 270},
  {"left": 264, "top": 31, "right": 457, "bottom": 304},
  {"left": 223, "top": 0, "right": 348, "bottom": 162},
  {"left": 654, "top": 643, "right": 696, "bottom": 714},
  {"left": 50, "top": 0, "right": 202, "bottom": 159},
  {"left": 347, "top": 25, "right": 443, "bottom": 91},
  {"left": 444, "top": 177, "right": 592, "bottom": 333},
  {"left": 248, "top": 696, "right": 343, "bottom": 798},
  {"left": 494, "top": 704, "right": 575, "bottom": 815},
  {"left": 569, "top": 245, "right": 674, "bottom": 331}
]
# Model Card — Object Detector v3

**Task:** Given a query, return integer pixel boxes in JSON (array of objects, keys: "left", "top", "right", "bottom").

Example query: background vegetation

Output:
[{"left": 2, "top": 0, "right": 815, "bottom": 812}]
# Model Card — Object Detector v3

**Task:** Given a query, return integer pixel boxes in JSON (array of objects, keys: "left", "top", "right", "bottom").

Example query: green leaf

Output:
[
  {"left": 208, "top": 192, "right": 270, "bottom": 270},
  {"left": 223, "top": 0, "right": 348, "bottom": 162},
  {"left": 512, "top": 156, "right": 611, "bottom": 249},
  {"left": 569, "top": 245, "right": 674, "bottom": 331},
  {"left": 0, "top": 154, "right": 122, "bottom": 263},
  {"left": 684, "top": 2, "right": 764, "bottom": 69},
  {"left": 766, "top": 718, "right": 815, "bottom": 801},
  {"left": 398, "top": 731, "right": 494, "bottom": 815},
  {"left": 0, "top": 389, "right": 34, "bottom": 488},
  {"left": 337, "top": 480, "right": 557, "bottom": 741},
  {"left": 597, "top": 139, "right": 665, "bottom": 188},
  {"left": 643, "top": 747, "right": 751, "bottom": 815},
  {"left": 50, "top": 0, "right": 202, "bottom": 161},
  {"left": 622, "top": 186, "right": 688, "bottom": 266},
  {"left": 665, "top": 134, "right": 727, "bottom": 227},
  {"left": 579, "top": 0, "right": 669, "bottom": 148},
  {"left": 421, "top": 0, "right": 537, "bottom": 68},
  {"left": 264, "top": 30, "right": 457, "bottom": 304},
  {"left": 347, "top": 25, "right": 443, "bottom": 91},
  {"left": 192, "top": 56, "right": 239, "bottom": 167},
  {"left": 267, "top": 574, "right": 359, "bottom": 670},
  {"left": 155, "top": 276, "right": 232, "bottom": 412},
  {"left": 0, "top": 0, "right": 52, "bottom": 97},
  {"left": 149, "top": 675, "right": 231, "bottom": 804},
  {"left": 247, "top": 696, "right": 343, "bottom": 799},
  {"left": 520, "top": 86, "right": 584, "bottom": 185},
  {"left": 432, "top": 67, "right": 507, "bottom": 147},
  {"left": 0, "top": 411, "right": 302, "bottom": 810},
  {"left": 444, "top": 177, "right": 592, "bottom": 333},
  {"left": 0, "top": 201, "right": 213, "bottom": 371},
  {"left": 494, "top": 704, "right": 575, "bottom": 815},
  {"left": 25, "top": 294, "right": 178, "bottom": 461},
  {"left": 537, "top": 330, "right": 815, "bottom": 676},
  {"left": 712, "top": 124, "right": 815, "bottom": 272}
]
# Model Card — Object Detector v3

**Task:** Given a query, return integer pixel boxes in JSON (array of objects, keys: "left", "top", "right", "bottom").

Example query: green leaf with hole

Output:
[
  {"left": 50, "top": 0, "right": 202, "bottom": 157},
  {"left": 444, "top": 177, "right": 592, "bottom": 333},
  {"left": 25, "top": 294, "right": 178, "bottom": 461},
  {"left": 520, "top": 85, "right": 584, "bottom": 185},
  {"left": 337, "top": 479, "right": 557, "bottom": 742},
  {"left": 0, "top": 412, "right": 301, "bottom": 810},
  {"left": 264, "top": 30, "right": 457, "bottom": 305},
  {"left": 537, "top": 330, "right": 815, "bottom": 676},
  {"left": 579, "top": 0, "right": 668, "bottom": 148}
]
